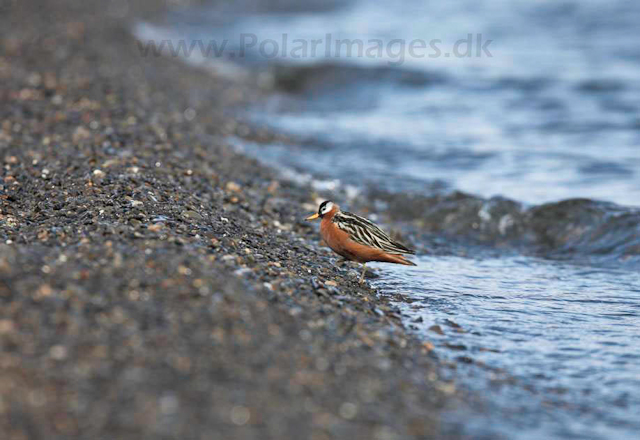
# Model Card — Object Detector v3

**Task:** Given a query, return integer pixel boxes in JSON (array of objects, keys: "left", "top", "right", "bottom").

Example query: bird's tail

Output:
[{"left": 383, "top": 254, "right": 417, "bottom": 266}]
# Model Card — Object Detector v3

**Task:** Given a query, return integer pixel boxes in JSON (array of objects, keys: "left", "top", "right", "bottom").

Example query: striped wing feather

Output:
[{"left": 333, "top": 211, "right": 415, "bottom": 255}]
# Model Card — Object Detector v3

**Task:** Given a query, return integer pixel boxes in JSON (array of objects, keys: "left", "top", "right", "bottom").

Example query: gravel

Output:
[{"left": 0, "top": 1, "right": 471, "bottom": 438}]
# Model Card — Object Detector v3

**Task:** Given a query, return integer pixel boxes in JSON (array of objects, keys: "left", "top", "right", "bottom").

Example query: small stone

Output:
[
  {"left": 50, "top": 345, "right": 67, "bottom": 360},
  {"left": 27, "top": 72, "right": 42, "bottom": 87},
  {"left": 444, "top": 343, "right": 467, "bottom": 351},
  {"left": 230, "top": 406, "right": 250, "bottom": 426},
  {"left": 226, "top": 181, "right": 241, "bottom": 192},
  {"left": 182, "top": 210, "right": 203, "bottom": 221},
  {"left": 325, "top": 285, "right": 340, "bottom": 295},
  {"left": 444, "top": 319, "right": 462, "bottom": 329},
  {"left": 178, "top": 265, "right": 192, "bottom": 275},
  {"left": 160, "top": 394, "right": 179, "bottom": 414},
  {"left": 102, "top": 159, "right": 119, "bottom": 168},
  {"left": 437, "top": 382, "right": 456, "bottom": 395},
  {"left": 72, "top": 126, "right": 91, "bottom": 143},
  {"left": 37, "top": 284, "right": 53, "bottom": 297},
  {"left": 339, "top": 402, "right": 358, "bottom": 420},
  {"left": 421, "top": 341, "right": 434, "bottom": 352},
  {"left": 183, "top": 108, "right": 196, "bottom": 121},
  {"left": 428, "top": 325, "right": 444, "bottom": 335},
  {"left": 0, "top": 320, "right": 14, "bottom": 334},
  {"left": 273, "top": 220, "right": 291, "bottom": 231},
  {"left": 267, "top": 181, "right": 279, "bottom": 194}
]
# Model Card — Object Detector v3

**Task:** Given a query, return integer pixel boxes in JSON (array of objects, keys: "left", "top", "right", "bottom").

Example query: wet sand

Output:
[{"left": 0, "top": 1, "right": 472, "bottom": 439}]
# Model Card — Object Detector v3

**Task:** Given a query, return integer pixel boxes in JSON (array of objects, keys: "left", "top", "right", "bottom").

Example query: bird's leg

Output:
[{"left": 359, "top": 263, "right": 367, "bottom": 284}]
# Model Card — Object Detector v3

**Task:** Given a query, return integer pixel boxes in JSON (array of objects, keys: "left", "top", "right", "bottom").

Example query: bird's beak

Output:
[{"left": 306, "top": 213, "right": 320, "bottom": 221}]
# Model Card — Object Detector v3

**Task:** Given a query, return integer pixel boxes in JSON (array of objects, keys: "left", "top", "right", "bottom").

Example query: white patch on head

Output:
[{"left": 320, "top": 201, "right": 334, "bottom": 215}]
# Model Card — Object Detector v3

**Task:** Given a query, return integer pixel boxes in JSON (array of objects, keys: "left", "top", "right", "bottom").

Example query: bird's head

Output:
[{"left": 306, "top": 200, "right": 337, "bottom": 221}]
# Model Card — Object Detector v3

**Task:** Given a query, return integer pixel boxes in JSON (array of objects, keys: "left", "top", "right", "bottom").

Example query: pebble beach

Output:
[{"left": 0, "top": 1, "right": 471, "bottom": 438}]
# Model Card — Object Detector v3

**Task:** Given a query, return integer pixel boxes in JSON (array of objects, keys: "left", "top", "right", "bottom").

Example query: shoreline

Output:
[{"left": 0, "top": 1, "right": 474, "bottom": 438}]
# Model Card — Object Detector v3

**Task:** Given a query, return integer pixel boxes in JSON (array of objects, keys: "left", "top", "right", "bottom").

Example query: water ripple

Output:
[{"left": 375, "top": 255, "right": 640, "bottom": 438}]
